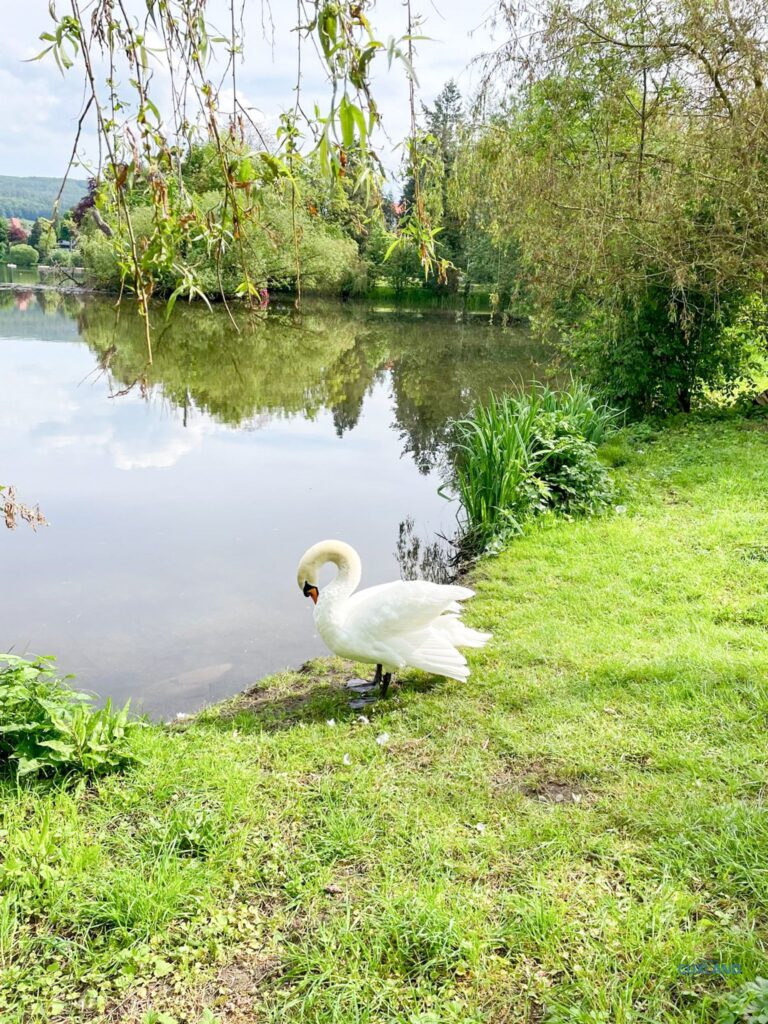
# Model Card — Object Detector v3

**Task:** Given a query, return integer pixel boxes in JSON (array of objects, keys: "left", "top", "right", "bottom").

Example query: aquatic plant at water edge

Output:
[
  {"left": 0, "top": 655, "right": 140, "bottom": 779},
  {"left": 448, "top": 382, "right": 621, "bottom": 554}
]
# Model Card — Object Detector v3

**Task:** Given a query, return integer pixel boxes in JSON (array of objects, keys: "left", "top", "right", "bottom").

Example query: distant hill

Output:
[{"left": 0, "top": 176, "right": 89, "bottom": 221}]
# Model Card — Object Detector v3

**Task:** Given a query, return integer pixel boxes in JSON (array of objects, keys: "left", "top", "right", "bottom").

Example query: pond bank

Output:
[
  {"left": 0, "top": 277, "right": 505, "bottom": 315},
  {"left": 2, "top": 412, "right": 767, "bottom": 1022}
]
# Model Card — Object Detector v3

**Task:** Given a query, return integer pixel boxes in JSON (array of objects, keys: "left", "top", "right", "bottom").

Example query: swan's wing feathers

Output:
[{"left": 344, "top": 580, "right": 475, "bottom": 638}]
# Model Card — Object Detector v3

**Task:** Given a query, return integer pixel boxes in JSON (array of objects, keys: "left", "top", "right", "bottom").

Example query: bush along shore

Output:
[{"left": 2, "top": 408, "right": 768, "bottom": 1023}]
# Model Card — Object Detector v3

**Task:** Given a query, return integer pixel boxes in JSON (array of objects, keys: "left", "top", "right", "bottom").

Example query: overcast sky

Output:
[{"left": 0, "top": 1, "right": 498, "bottom": 181}]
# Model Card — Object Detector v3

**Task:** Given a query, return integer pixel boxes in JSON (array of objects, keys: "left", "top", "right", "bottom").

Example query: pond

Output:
[
  {"left": 0, "top": 288, "right": 552, "bottom": 716},
  {"left": 0, "top": 266, "right": 40, "bottom": 287}
]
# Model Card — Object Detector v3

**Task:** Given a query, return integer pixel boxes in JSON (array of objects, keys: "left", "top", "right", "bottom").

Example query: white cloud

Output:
[
  {"left": 108, "top": 416, "right": 221, "bottom": 470},
  {"left": 0, "top": 354, "right": 226, "bottom": 470}
]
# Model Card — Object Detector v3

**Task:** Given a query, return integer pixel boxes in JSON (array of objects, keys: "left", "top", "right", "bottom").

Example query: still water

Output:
[{"left": 0, "top": 289, "right": 551, "bottom": 716}]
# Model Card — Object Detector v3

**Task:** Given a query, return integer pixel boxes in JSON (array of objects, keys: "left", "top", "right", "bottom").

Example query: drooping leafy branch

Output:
[
  {"left": 461, "top": 0, "right": 768, "bottom": 411},
  {"left": 36, "top": 0, "right": 439, "bottom": 359}
]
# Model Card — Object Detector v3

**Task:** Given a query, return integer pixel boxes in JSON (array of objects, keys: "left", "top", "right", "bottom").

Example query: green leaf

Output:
[
  {"left": 152, "top": 958, "right": 174, "bottom": 979},
  {"left": 318, "top": 132, "right": 329, "bottom": 172},
  {"left": 383, "top": 237, "right": 402, "bottom": 262},
  {"left": 339, "top": 96, "right": 355, "bottom": 150},
  {"left": 39, "top": 739, "right": 76, "bottom": 755},
  {"left": 350, "top": 102, "right": 367, "bottom": 144},
  {"left": 15, "top": 757, "right": 44, "bottom": 777}
]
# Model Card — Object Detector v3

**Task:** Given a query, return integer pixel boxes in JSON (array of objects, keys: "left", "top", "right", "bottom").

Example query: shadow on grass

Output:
[{"left": 195, "top": 659, "right": 441, "bottom": 735}]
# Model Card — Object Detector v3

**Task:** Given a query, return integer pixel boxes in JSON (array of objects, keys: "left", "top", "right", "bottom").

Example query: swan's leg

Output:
[
  {"left": 346, "top": 664, "right": 382, "bottom": 692},
  {"left": 380, "top": 672, "right": 392, "bottom": 697},
  {"left": 347, "top": 665, "right": 387, "bottom": 709},
  {"left": 346, "top": 664, "right": 382, "bottom": 708}
]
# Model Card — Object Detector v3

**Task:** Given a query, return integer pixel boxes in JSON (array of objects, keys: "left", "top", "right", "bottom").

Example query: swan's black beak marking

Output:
[{"left": 303, "top": 580, "right": 319, "bottom": 604}]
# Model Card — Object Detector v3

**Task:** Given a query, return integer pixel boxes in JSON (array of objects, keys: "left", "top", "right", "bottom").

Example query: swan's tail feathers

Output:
[
  {"left": 433, "top": 663, "right": 471, "bottom": 682},
  {"left": 411, "top": 656, "right": 471, "bottom": 682},
  {"left": 438, "top": 614, "right": 491, "bottom": 650},
  {"left": 458, "top": 626, "right": 492, "bottom": 648},
  {"left": 406, "top": 633, "right": 478, "bottom": 682}
]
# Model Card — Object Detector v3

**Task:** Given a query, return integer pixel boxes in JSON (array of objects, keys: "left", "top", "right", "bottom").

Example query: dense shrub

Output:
[
  {"left": 46, "top": 248, "right": 73, "bottom": 266},
  {"left": 0, "top": 655, "right": 140, "bottom": 779},
  {"left": 80, "top": 190, "right": 365, "bottom": 298},
  {"left": 7, "top": 243, "right": 39, "bottom": 267},
  {"left": 569, "top": 287, "right": 766, "bottom": 415},
  {"left": 449, "top": 382, "right": 620, "bottom": 554}
]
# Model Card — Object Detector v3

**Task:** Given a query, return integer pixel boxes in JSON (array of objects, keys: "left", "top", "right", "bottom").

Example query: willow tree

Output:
[
  {"left": 36, "top": 0, "right": 439, "bottom": 359},
  {"left": 459, "top": 0, "right": 768, "bottom": 412}
]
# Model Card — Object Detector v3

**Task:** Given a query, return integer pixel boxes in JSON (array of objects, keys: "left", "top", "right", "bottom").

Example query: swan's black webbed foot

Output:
[{"left": 346, "top": 664, "right": 388, "bottom": 709}]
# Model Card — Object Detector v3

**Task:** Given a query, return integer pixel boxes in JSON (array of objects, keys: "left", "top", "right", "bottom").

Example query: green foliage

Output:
[
  {"left": 365, "top": 219, "right": 423, "bottom": 293},
  {"left": 7, "top": 244, "right": 39, "bottom": 267},
  {"left": 46, "top": 248, "right": 73, "bottom": 267},
  {"left": 31, "top": 0, "right": 446, "bottom": 327},
  {"left": 460, "top": 0, "right": 768, "bottom": 410},
  {"left": 80, "top": 180, "right": 365, "bottom": 298},
  {"left": 28, "top": 217, "right": 55, "bottom": 258},
  {"left": 57, "top": 218, "right": 76, "bottom": 243},
  {"left": 449, "top": 382, "right": 620, "bottom": 552},
  {"left": 569, "top": 286, "right": 765, "bottom": 414},
  {"left": 0, "top": 656, "right": 139, "bottom": 779},
  {"left": 719, "top": 977, "right": 768, "bottom": 1024},
  {"left": 0, "top": 176, "right": 87, "bottom": 221},
  {"left": 0, "top": 217, "right": 7, "bottom": 253},
  {"left": 145, "top": 796, "right": 222, "bottom": 860}
]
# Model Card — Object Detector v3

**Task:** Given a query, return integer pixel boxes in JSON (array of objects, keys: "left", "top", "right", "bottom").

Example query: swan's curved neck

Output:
[
  {"left": 298, "top": 540, "right": 363, "bottom": 607},
  {"left": 317, "top": 542, "right": 361, "bottom": 600}
]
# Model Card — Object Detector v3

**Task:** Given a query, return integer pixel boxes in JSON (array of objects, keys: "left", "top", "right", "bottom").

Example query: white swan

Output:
[{"left": 297, "top": 539, "right": 490, "bottom": 697}]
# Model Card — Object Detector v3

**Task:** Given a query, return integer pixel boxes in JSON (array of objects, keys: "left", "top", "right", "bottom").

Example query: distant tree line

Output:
[{"left": 0, "top": 176, "right": 88, "bottom": 222}]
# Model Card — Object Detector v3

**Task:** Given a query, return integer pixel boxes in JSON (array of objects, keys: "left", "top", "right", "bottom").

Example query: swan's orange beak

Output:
[{"left": 302, "top": 581, "right": 319, "bottom": 604}]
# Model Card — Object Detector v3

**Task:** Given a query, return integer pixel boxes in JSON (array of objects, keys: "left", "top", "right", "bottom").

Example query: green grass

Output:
[{"left": 2, "top": 411, "right": 768, "bottom": 1023}]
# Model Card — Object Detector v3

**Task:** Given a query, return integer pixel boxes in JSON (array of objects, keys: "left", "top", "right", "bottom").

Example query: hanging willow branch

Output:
[
  {"left": 35, "top": 0, "right": 440, "bottom": 361},
  {"left": 1, "top": 486, "right": 47, "bottom": 532}
]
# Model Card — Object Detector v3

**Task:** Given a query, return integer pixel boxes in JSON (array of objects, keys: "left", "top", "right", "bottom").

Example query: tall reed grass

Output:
[{"left": 448, "top": 381, "right": 621, "bottom": 555}]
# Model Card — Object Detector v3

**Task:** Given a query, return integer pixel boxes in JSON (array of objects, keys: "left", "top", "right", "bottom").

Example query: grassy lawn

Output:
[{"left": 2, "top": 412, "right": 767, "bottom": 1023}]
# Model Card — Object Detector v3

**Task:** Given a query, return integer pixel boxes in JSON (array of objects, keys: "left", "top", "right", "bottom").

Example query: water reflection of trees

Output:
[
  {"left": 78, "top": 300, "right": 367, "bottom": 425},
  {"left": 0, "top": 288, "right": 84, "bottom": 334},
  {"left": 382, "top": 319, "right": 551, "bottom": 473},
  {"left": 66, "top": 299, "right": 552, "bottom": 470}
]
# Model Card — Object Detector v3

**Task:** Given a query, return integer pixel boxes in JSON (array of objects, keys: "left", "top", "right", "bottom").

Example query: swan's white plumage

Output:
[{"left": 296, "top": 539, "right": 490, "bottom": 681}]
